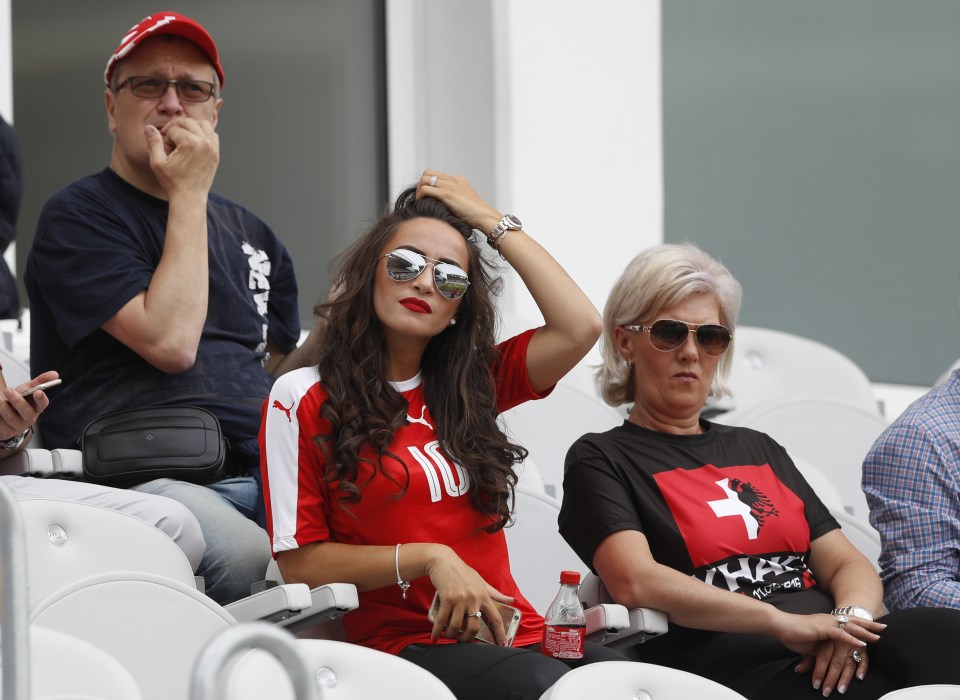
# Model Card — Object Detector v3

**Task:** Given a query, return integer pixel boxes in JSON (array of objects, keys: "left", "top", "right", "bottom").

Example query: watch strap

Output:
[
  {"left": 488, "top": 214, "right": 521, "bottom": 250},
  {"left": 831, "top": 605, "right": 874, "bottom": 622},
  {"left": 0, "top": 426, "right": 32, "bottom": 451}
]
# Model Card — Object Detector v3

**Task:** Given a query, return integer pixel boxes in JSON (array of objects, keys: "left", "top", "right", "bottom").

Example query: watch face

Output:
[{"left": 504, "top": 215, "right": 522, "bottom": 229}]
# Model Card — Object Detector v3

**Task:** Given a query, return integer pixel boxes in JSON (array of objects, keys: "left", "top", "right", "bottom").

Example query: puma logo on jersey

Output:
[
  {"left": 406, "top": 406, "right": 434, "bottom": 431},
  {"left": 272, "top": 399, "right": 293, "bottom": 422}
]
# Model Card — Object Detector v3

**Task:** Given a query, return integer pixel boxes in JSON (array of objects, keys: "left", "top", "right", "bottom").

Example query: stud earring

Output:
[{"left": 450, "top": 318, "right": 457, "bottom": 326}]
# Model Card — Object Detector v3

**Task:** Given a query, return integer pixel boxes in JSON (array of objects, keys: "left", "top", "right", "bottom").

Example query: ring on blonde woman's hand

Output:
[
  {"left": 851, "top": 650, "right": 863, "bottom": 664},
  {"left": 468, "top": 611, "right": 483, "bottom": 618},
  {"left": 837, "top": 614, "right": 849, "bottom": 631},
  {"left": 429, "top": 175, "right": 438, "bottom": 187}
]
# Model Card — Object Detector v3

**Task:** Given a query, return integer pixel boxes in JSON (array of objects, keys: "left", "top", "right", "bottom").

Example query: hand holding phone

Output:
[
  {"left": 428, "top": 591, "right": 522, "bottom": 646},
  {"left": 20, "top": 378, "right": 63, "bottom": 397}
]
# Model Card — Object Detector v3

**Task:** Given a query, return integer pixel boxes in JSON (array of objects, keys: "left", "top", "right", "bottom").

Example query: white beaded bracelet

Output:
[{"left": 395, "top": 543, "right": 410, "bottom": 599}]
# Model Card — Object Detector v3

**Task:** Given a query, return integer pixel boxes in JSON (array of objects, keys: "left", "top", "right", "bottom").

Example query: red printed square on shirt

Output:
[{"left": 654, "top": 463, "right": 811, "bottom": 568}]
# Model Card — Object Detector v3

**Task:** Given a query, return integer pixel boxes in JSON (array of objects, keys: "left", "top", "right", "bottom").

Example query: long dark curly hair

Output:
[{"left": 313, "top": 186, "right": 527, "bottom": 531}]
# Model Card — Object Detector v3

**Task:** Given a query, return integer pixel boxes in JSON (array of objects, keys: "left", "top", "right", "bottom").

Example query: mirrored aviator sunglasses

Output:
[
  {"left": 382, "top": 249, "right": 470, "bottom": 300},
  {"left": 624, "top": 319, "right": 732, "bottom": 356}
]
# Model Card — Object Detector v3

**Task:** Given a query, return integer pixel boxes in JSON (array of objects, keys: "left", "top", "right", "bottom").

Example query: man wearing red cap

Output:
[{"left": 25, "top": 12, "right": 323, "bottom": 605}]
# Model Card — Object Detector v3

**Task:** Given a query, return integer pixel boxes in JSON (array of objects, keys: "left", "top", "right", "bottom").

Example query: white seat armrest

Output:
[
  {"left": 578, "top": 572, "right": 669, "bottom": 647},
  {"left": 307, "top": 582, "right": 359, "bottom": 615},
  {"left": 584, "top": 603, "right": 629, "bottom": 643},
  {"left": 225, "top": 583, "right": 313, "bottom": 625},
  {"left": 51, "top": 448, "right": 84, "bottom": 474},
  {"left": 595, "top": 607, "right": 669, "bottom": 649},
  {"left": 628, "top": 606, "right": 668, "bottom": 637},
  {"left": 0, "top": 448, "right": 55, "bottom": 475},
  {"left": 0, "top": 448, "right": 83, "bottom": 476},
  {"left": 267, "top": 582, "right": 360, "bottom": 634}
]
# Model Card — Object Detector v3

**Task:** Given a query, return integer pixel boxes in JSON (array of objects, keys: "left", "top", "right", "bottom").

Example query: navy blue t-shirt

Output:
[{"left": 25, "top": 168, "right": 301, "bottom": 452}]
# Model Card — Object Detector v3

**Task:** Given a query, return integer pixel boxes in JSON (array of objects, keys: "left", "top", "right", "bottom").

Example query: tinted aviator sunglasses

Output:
[
  {"left": 624, "top": 319, "right": 732, "bottom": 356},
  {"left": 381, "top": 249, "right": 470, "bottom": 300}
]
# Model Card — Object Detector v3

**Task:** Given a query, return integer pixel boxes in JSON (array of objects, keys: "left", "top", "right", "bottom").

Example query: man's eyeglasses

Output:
[
  {"left": 381, "top": 248, "right": 469, "bottom": 300},
  {"left": 116, "top": 76, "right": 217, "bottom": 103},
  {"left": 624, "top": 319, "right": 732, "bottom": 356}
]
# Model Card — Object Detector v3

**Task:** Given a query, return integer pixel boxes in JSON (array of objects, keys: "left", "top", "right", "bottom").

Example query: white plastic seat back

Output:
[
  {"left": 538, "top": 660, "right": 749, "bottom": 700},
  {"left": 878, "top": 687, "right": 960, "bottom": 700},
  {"left": 792, "top": 455, "right": 845, "bottom": 512},
  {"left": 501, "top": 381, "right": 623, "bottom": 501},
  {"left": 708, "top": 326, "right": 880, "bottom": 417},
  {"left": 222, "top": 637, "right": 457, "bottom": 700},
  {"left": 0, "top": 479, "right": 143, "bottom": 700},
  {"left": 31, "top": 572, "right": 236, "bottom": 700},
  {"left": 505, "top": 486, "right": 588, "bottom": 613},
  {"left": 18, "top": 497, "right": 197, "bottom": 607},
  {"left": 192, "top": 622, "right": 319, "bottom": 700},
  {"left": 718, "top": 396, "right": 888, "bottom": 519},
  {"left": 10, "top": 625, "right": 144, "bottom": 700},
  {"left": 514, "top": 456, "right": 547, "bottom": 494},
  {"left": 831, "top": 508, "right": 882, "bottom": 573},
  {"left": 506, "top": 486, "right": 663, "bottom": 645}
]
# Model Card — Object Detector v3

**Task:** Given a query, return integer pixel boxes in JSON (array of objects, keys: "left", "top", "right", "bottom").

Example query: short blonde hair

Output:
[{"left": 597, "top": 243, "right": 743, "bottom": 407}]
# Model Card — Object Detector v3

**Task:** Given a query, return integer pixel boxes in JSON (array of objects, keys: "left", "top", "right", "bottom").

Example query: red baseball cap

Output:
[{"left": 104, "top": 11, "right": 225, "bottom": 89}]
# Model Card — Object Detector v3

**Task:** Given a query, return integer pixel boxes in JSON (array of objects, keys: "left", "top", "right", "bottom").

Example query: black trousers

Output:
[
  {"left": 630, "top": 606, "right": 960, "bottom": 700},
  {"left": 399, "top": 640, "right": 627, "bottom": 700},
  {"left": 747, "top": 607, "right": 960, "bottom": 700}
]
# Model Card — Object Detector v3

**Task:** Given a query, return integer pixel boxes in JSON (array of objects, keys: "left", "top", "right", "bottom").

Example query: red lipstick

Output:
[{"left": 400, "top": 297, "right": 432, "bottom": 314}]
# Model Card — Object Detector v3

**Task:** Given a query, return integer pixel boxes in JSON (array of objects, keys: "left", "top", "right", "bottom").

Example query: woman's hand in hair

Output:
[
  {"left": 425, "top": 544, "right": 515, "bottom": 646},
  {"left": 418, "top": 170, "right": 502, "bottom": 236}
]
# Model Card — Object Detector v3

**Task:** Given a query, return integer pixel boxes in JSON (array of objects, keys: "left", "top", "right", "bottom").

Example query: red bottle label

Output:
[{"left": 541, "top": 624, "right": 585, "bottom": 659}]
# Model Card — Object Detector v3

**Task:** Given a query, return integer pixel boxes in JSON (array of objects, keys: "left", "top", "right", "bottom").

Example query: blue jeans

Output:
[{"left": 132, "top": 468, "right": 270, "bottom": 606}]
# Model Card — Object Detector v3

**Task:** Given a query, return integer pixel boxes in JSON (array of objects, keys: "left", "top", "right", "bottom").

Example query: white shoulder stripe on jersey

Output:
[{"left": 264, "top": 366, "right": 321, "bottom": 555}]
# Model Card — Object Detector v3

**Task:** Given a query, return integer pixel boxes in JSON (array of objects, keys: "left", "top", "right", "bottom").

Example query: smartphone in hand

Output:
[
  {"left": 428, "top": 591, "right": 522, "bottom": 646},
  {"left": 20, "top": 378, "right": 62, "bottom": 397}
]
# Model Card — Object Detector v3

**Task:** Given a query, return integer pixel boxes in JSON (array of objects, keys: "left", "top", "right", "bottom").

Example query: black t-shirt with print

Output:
[
  {"left": 26, "top": 168, "right": 301, "bottom": 452},
  {"left": 559, "top": 419, "right": 840, "bottom": 692}
]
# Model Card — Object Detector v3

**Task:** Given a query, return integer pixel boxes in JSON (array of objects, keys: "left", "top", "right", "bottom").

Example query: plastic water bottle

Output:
[{"left": 541, "top": 570, "right": 585, "bottom": 659}]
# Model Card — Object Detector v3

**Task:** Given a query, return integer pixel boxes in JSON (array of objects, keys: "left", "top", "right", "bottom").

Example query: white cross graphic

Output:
[{"left": 707, "top": 478, "right": 759, "bottom": 540}]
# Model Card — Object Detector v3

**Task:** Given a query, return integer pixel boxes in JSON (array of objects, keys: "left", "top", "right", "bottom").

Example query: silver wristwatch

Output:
[
  {"left": 488, "top": 214, "right": 521, "bottom": 250},
  {"left": 0, "top": 427, "right": 31, "bottom": 452},
  {"left": 831, "top": 605, "right": 874, "bottom": 622}
]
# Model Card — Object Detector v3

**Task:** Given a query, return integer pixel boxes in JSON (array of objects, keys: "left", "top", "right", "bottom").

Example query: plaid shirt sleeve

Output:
[{"left": 862, "top": 387, "right": 960, "bottom": 611}]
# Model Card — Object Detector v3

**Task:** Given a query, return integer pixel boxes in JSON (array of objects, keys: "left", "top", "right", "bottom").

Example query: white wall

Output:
[{"left": 388, "top": 0, "right": 663, "bottom": 366}]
